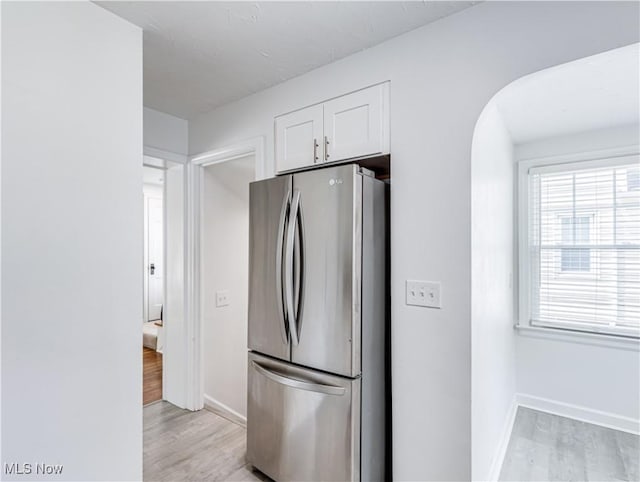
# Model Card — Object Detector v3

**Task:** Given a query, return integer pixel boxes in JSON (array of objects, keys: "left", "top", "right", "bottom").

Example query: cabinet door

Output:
[
  {"left": 275, "top": 105, "right": 323, "bottom": 173},
  {"left": 323, "top": 83, "right": 389, "bottom": 163}
]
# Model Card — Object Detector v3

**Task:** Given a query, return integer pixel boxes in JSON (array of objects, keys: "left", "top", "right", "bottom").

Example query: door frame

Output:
[
  {"left": 186, "top": 136, "right": 265, "bottom": 410},
  {"left": 142, "top": 146, "right": 188, "bottom": 407}
]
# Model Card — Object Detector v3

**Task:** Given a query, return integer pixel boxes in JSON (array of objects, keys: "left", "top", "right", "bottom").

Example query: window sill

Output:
[{"left": 515, "top": 324, "right": 640, "bottom": 351}]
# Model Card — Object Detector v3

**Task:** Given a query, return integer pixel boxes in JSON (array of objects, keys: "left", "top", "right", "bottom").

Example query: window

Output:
[
  {"left": 628, "top": 166, "right": 640, "bottom": 191},
  {"left": 520, "top": 156, "right": 640, "bottom": 338},
  {"left": 560, "top": 215, "right": 591, "bottom": 272}
]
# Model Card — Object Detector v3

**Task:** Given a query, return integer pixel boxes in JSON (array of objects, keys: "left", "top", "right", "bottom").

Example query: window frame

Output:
[{"left": 517, "top": 149, "right": 640, "bottom": 340}]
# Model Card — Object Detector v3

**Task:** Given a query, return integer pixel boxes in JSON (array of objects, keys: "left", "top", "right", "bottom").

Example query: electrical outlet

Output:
[
  {"left": 216, "top": 290, "right": 230, "bottom": 307},
  {"left": 406, "top": 280, "right": 441, "bottom": 309}
]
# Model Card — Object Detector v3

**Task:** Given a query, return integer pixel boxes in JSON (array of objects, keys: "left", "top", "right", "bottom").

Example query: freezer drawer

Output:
[{"left": 247, "top": 352, "right": 360, "bottom": 482}]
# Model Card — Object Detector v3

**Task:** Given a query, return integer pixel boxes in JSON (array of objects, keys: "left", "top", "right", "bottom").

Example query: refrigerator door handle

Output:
[
  {"left": 275, "top": 189, "right": 291, "bottom": 345},
  {"left": 251, "top": 361, "right": 346, "bottom": 396},
  {"left": 294, "top": 200, "right": 305, "bottom": 342},
  {"left": 284, "top": 189, "right": 301, "bottom": 346}
]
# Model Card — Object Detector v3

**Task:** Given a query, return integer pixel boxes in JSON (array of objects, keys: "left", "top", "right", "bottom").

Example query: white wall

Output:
[
  {"left": 0, "top": 0, "right": 4, "bottom": 463},
  {"left": 516, "top": 335, "right": 640, "bottom": 420},
  {"left": 471, "top": 103, "right": 517, "bottom": 481},
  {"left": 1, "top": 3, "right": 142, "bottom": 480},
  {"left": 515, "top": 123, "right": 640, "bottom": 160},
  {"left": 144, "top": 107, "right": 188, "bottom": 156},
  {"left": 143, "top": 183, "right": 163, "bottom": 198},
  {"left": 202, "top": 156, "right": 255, "bottom": 420},
  {"left": 189, "top": 2, "right": 640, "bottom": 479},
  {"left": 514, "top": 124, "right": 640, "bottom": 423}
]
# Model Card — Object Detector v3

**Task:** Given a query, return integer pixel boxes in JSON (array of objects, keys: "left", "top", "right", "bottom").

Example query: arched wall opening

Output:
[{"left": 471, "top": 43, "right": 640, "bottom": 481}]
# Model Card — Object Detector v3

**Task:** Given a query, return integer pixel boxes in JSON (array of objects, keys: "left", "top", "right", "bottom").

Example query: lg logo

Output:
[{"left": 329, "top": 178, "right": 343, "bottom": 186}]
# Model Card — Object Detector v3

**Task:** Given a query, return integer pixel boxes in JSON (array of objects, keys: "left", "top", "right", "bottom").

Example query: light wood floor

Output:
[
  {"left": 143, "top": 347, "right": 162, "bottom": 405},
  {"left": 500, "top": 407, "right": 639, "bottom": 481},
  {"left": 144, "top": 402, "right": 639, "bottom": 481},
  {"left": 144, "top": 401, "right": 270, "bottom": 482}
]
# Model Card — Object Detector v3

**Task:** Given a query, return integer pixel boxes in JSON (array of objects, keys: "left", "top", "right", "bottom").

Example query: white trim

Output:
[
  {"left": 161, "top": 173, "right": 169, "bottom": 401},
  {"left": 186, "top": 136, "right": 265, "bottom": 412},
  {"left": 516, "top": 393, "right": 640, "bottom": 435},
  {"left": 517, "top": 145, "right": 640, "bottom": 339},
  {"left": 184, "top": 160, "right": 202, "bottom": 411},
  {"left": 518, "top": 144, "right": 639, "bottom": 166},
  {"left": 528, "top": 153, "right": 638, "bottom": 175},
  {"left": 203, "top": 394, "right": 247, "bottom": 427},
  {"left": 517, "top": 157, "right": 530, "bottom": 328},
  {"left": 516, "top": 323, "right": 640, "bottom": 351},
  {"left": 144, "top": 145, "right": 188, "bottom": 165},
  {"left": 190, "top": 136, "right": 266, "bottom": 179},
  {"left": 531, "top": 319, "right": 639, "bottom": 339},
  {"left": 487, "top": 396, "right": 518, "bottom": 482}
]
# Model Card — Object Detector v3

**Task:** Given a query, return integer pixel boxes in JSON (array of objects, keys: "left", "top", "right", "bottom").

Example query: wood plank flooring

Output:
[
  {"left": 143, "top": 347, "right": 163, "bottom": 405},
  {"left": 143, "top": 401, "right": 270, "bottom": 482},
  {"left": 145, "top": 401, "right": 638, "bottom": 481},
  {"left": 500, "top": 407, "right": 639, "bottom": 481}
]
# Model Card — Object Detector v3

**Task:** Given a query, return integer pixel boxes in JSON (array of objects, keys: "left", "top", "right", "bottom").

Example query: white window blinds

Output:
[{"left": 528, "top": 158, "right": 640, "bottom": 337}]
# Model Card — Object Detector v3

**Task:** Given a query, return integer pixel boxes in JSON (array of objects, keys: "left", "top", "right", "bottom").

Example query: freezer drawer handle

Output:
[{"left": 252, "top": 361, "right": 346, "bottom": 396}]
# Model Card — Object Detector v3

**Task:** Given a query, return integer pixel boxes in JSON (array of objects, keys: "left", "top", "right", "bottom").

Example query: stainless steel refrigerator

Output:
[{"left": 247, "top": 164, "right": 387, "bottom": 482}]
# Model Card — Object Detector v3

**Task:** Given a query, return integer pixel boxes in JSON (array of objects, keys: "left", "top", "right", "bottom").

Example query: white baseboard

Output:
[
  {"left": 203, "top": 394, "right": 247, "bottom": 428},
  {"left": 486, "top": 395, "right": 519, "bottom": 482},
  {"left": 516, "top": 393, "right": 640, "bottom": 435}
]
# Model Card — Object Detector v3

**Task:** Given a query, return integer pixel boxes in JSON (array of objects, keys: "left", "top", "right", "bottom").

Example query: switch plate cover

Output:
[
  {"left": 406, "top": 280, "right": 441, "bottom": 309},
  {"left": 216, "top": 290, "right": 230, "bottom": 307}
]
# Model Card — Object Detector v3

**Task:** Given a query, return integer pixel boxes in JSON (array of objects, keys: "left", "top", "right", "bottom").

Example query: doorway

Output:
[
  {"left": 144, "top": 170, "right": 164, "bottom": 324},
  {"left": 143, "top": 165, "right": 165, "bottom": 405},
  {"left": 141, "top": 156, "right": 187, "bottom": 407},
  {"left": 201, "top": 154, "right": 256, "bottom": 423},
  {"left": 470, "top": 43, "right": 640, "bottom": 481},
  {"left": 141, "top": 142, "right": 262, "bottom": 481}
]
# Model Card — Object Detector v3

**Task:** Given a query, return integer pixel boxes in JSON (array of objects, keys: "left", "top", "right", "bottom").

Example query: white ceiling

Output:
[
  {"left": 496, "top": 43, "right": 640, "bottom": 145},
  {"left": 97, "top": 1, "right": 478, "bottom": 119}
]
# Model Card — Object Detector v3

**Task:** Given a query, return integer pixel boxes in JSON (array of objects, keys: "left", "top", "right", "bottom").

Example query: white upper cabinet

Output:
[
  {"left": 323, "top": 83, "right": 388, "bottom": 164},
  {"left": 275, "top": 104, "right": 323, "bottom": 173},
  {"left": 275, "top": 82, "right": 389, "bottom": 174}
]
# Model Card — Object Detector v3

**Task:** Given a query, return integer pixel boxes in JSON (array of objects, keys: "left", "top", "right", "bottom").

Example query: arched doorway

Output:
[{"left": 471, "top": 43, "right": 639, "bottom": 481}]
